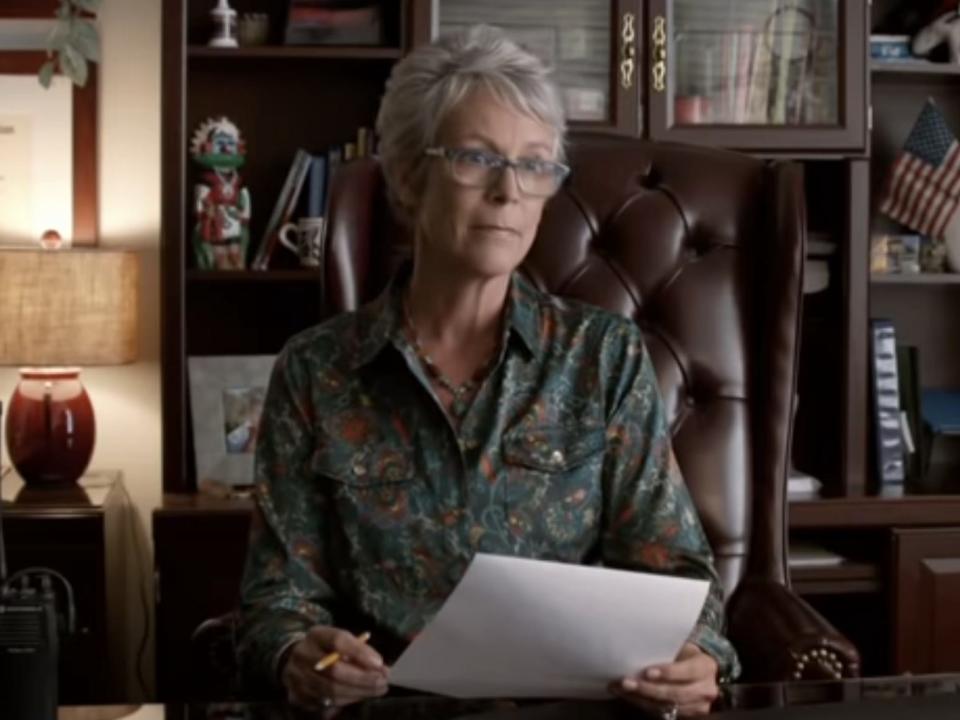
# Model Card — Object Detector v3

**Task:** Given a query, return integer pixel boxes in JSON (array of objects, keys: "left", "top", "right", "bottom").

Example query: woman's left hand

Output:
[{"left": 609, "top": 642, "right": 720, "bottom": 717}]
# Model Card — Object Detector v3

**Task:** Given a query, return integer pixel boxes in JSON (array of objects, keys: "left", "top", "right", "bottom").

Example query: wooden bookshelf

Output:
[
  {"left": 871, "top": 273, "right": 960, "bottom": 285},
  {"left": 186, "top": 269, "right": 323, "bottom": 283},
  {"left": 188, "top": 45, "right": 404, "bottom": 60},
  {"left": 871, "top": 60, "right": 960, "bottom": 76},
  {"left": 791, "top": 494, "right": 960, "bottom": 529},
  {"left": 791, "top": 562, "right": 881, "bottom": 595},
  {"left": 158, "top": 0, "right": 960, "bottom": 685}
]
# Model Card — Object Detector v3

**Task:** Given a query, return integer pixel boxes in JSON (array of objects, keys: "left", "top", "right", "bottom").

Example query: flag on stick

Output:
[{"left": 879, "top": 99, "right": 960, "bottom": 240}]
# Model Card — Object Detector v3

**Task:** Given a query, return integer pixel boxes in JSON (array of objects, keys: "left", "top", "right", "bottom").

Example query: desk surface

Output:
[{"left": 57, "top": 674, "right": 960, "bottom": 719}]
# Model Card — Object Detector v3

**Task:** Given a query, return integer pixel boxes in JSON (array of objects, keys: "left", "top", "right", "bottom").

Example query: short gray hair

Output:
[{"left": 375, "top": 24, "right": 567, "bottom": 227}]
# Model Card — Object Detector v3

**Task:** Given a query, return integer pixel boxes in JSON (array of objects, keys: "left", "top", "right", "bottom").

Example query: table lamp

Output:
[{"left": 0, "top": 249, "right": 139, "bottom": 487}]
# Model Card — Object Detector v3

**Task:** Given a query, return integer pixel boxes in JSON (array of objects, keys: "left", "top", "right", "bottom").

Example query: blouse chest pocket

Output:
[
  {"left": 501, "top": 423, "right": 606, "bottom": 551},
  {"left": 502, "top": 424, "right": 607, "bottom": 473},
  {"left": 312, "top": 444, "right": 417, "bottom": 533}
]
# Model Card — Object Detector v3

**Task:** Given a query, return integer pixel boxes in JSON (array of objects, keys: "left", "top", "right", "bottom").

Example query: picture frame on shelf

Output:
[
  {"left": 188, "top": 354, "right": 275, "bottom": 488},
  {"left": 284, "top": 0, "right": 383, "bottom": 46}
]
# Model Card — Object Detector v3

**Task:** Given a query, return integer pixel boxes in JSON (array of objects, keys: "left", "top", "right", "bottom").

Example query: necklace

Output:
[{"left": 402, "top": 295, "right": 496, "bottom": 417}]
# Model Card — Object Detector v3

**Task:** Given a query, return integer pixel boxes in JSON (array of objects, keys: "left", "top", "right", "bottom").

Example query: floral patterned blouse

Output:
[{"left": 237, "top": 267, "right": 740, "bottom": 691}]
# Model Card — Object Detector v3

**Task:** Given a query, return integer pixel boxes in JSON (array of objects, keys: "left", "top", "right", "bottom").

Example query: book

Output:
[
  {"left": 326, "top": 145, "right": 343, "bottom": 194},
  {"left": 920, "top": 389, "right": 960, "bottom": 481},
  {"left": 870, "top": 320, "right": 905, "bottom": 485},
  {"left": 306, "top": 154, "right": 327, "bottom": 218},
  {"left": 897, "top": 345, "right": 924, "bottom": 483},
  {"left": 922, "top": 390, "right": 960, "bottom": 435},
  {"left": 252, "top": 149, "right": 312, "bottom": 270},
  {"left": 744, "top": 29, "right": 773, "bottom": 123}
]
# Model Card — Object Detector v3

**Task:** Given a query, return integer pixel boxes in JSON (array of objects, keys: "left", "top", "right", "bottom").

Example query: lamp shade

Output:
[
  {"left": 0, "top": 248, "right": 139, "bottom": 366},
  {"left": 0, "top": 248, "right": 140, "bottom": 486}
]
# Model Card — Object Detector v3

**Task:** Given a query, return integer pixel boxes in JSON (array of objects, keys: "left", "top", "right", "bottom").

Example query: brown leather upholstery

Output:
[{"left": 321, "top": 133, "right": 861, "bottom": 683}]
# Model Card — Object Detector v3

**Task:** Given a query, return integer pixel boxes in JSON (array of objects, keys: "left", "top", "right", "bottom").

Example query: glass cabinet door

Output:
[
  {"left": 430, "top": 0, "right": 641, "bottom": 134},
  {"left": 647, "top": 0, "right": 866, "bottom": 152}
]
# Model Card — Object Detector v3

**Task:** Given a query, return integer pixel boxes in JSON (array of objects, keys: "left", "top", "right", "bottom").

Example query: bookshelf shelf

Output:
[
  {"left": 871, "top": 60, "right": 960, "bottom": 76},
  {"left": 871, "top": 273, "right": 960, "bottom": 285},
  {"left": 790, "top": 562, "right": 881, "bottom": 595},
  {"left": 790, "top": 493, "right": 960, "bottom": 529},
  {"left": 186, "top": 269, "right": 322, "bottom": 283},
  {"left": 187, "top": 45, "right": 403, "bottom": 60}
]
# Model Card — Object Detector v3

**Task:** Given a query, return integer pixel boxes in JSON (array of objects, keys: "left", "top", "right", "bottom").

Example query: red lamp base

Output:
[{"left": 5, "top": 368, "right": 95, "bottom": 486}]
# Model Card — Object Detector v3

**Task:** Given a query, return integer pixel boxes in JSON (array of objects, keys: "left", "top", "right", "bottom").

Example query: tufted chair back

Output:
[
  {"left": 325, "top": 133, "right": 795, "bottom": 596},
  {"left": 320, "top": 134, "right": 859, "bottom": 681}
]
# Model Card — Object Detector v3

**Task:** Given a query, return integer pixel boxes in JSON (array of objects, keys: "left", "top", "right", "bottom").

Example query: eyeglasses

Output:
[{"left": 424, "top": 146, "right": 570, "bottom": 198}]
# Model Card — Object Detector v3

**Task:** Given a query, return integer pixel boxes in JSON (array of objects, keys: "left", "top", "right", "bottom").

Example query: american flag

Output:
[{"left": 879, "top": 100, "right": 960, "bottom": 239}]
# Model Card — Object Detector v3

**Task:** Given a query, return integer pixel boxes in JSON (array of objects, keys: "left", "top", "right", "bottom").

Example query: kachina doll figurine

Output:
[{"left": 190, "top": 116, "right": 251, "bottom": 270}]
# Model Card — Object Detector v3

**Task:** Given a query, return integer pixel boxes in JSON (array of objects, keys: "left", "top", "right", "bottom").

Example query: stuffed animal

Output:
[{"left": 912, "top": 1, "right": 960, "bottom": 62}]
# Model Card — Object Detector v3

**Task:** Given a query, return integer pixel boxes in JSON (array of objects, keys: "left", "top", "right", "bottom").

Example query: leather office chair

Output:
[
  {"left": 191, "top": 134, "right": 859, "bottom": 696},
  {"left": 321, "top": 133, "right": 860, "bottom": 683}
]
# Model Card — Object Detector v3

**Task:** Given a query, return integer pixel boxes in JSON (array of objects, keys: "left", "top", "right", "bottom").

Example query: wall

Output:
[{"left": 0, "top": 0, "right": 162, "bottom": 699}]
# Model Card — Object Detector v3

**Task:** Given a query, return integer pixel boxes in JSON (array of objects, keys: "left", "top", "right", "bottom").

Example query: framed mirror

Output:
[{"left": 0, "top": 5, "right": 98, "bottom": 247}]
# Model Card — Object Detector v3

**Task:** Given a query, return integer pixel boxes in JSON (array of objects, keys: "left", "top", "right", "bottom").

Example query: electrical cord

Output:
[{"left": 117, "top": 481, "right": 151, "bottom": 700}]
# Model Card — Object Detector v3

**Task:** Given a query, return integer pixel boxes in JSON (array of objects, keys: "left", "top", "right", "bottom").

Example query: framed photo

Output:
[
  {"left": 188, "top": 355, "right": 276, "bottom": 487},
  {"left": 284, "top": 1, "right": 383, "bottom": 46},
  {"left": 0, "top": 12, "right": 98, "bottom": 246}
]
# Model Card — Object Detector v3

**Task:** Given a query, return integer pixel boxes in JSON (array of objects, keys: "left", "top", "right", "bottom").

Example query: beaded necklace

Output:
[{"left": 402, "top": 295, "right": 499, "bottom": 418}]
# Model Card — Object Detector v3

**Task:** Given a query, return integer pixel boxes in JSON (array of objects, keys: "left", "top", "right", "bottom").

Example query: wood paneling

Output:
[
  {"left": 893, "top": 529, "right": 960, "bottom": 673},
  {"left": 153, "top": 499, "right": 251, "bottom": 700}
]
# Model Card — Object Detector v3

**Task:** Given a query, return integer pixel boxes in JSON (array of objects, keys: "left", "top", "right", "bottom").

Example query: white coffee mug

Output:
[{"left": 279, "top": 216, "right": 324, "bottom": 267}]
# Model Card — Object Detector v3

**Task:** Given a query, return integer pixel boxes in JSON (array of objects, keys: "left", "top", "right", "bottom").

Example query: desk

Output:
[{"left": 58, "top": 674, "right": 960, "bottom": 719}]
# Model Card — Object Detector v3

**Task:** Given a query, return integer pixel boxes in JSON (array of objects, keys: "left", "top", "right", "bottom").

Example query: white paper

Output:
[{"left": 390, "top": 554, "right": 709, "bottom": 699}]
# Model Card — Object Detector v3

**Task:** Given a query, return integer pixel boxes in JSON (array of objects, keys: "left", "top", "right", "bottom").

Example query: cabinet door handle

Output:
[
  {"left": 619, "top": 12, "right": 636, "bottom": 90},
  {"left": 651, "top": 15, "right": 667, "bottom": 93}
]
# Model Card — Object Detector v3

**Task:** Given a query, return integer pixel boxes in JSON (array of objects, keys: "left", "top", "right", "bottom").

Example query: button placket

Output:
[{"left": 351, "top": 452, "right": 367, "bottom": 478}]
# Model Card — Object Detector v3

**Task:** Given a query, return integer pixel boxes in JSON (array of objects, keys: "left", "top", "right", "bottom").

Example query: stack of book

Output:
[
  {"left": 868, "top": 320, "right": 943, "bottom": 489},
  {"left": 284, "top": 1, "right": 383, "bottom": 46},
  {"left": 251, "top": 126, "right": 374, "bottom": 270}
]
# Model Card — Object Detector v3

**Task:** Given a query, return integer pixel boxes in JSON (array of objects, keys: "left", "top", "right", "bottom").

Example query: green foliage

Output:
[{"left": 39, "top": 0, "right": 101, "bottom": 88}]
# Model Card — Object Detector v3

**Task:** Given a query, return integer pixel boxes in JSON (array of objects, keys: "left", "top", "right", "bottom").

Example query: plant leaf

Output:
[
  {"left": 46, "top": 20, "right": 70, "bottom": 51},
  {"left": 70, "top": 19, "right": 100, "bottom": 61},
  {"left": 59, "top": 43, "right": 88, "bottom": 87},
  {"left": 38, "top": 60, "right": 56, "bottom": 89},
  {"left": 72, "top": 0, "right": 103, "bottom": 12},
  {"left": 56, "top": 0, "right": 72, "bottom": 20}
]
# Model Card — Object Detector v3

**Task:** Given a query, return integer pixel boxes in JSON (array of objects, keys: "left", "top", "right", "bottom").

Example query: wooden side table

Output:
[{"left": 1, "top": 470, "right": 149, "bottom": 703}]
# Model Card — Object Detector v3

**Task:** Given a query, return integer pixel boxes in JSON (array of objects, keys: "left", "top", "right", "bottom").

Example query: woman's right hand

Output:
[{"left": 280, "top": 626, "right": 390, "bottom": 710}]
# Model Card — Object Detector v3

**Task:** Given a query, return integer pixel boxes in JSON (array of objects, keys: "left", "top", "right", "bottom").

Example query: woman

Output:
[{"left": 238, "top": 25, "right": 738, "bottom": 718}]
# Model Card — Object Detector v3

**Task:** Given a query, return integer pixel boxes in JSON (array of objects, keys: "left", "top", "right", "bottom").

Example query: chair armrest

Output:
[
  {"left": 727, "top": 580, "right": 861, "bottom": 682},
  {"left": 190, "top": 612, "right": 242, "bottom": 699}
]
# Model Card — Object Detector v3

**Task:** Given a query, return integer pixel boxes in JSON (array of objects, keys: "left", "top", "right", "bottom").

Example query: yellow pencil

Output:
[{"left": 314, "top": 631, "right": 372, "bottom": 672}]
